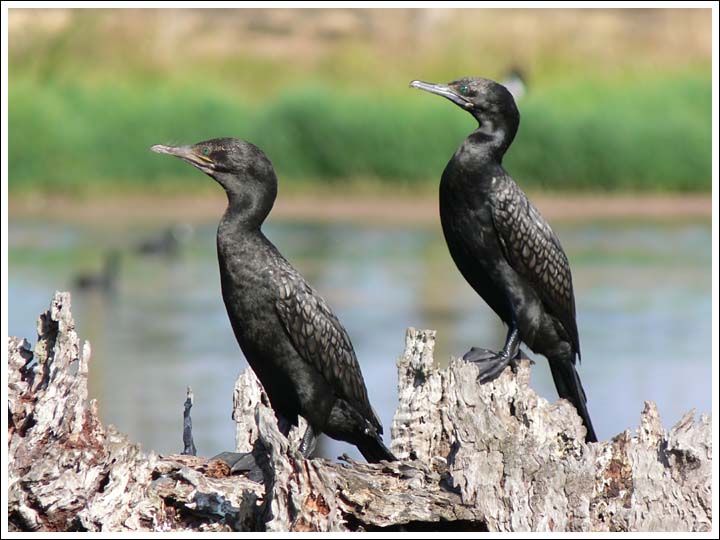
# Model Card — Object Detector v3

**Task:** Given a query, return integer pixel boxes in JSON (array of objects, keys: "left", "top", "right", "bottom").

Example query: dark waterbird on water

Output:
[
  {"left": 151, "top": 138, "right": 395, "bottom": 463},
  {"left": 73, "top": 251, "right": 121, "bottom": 293},
  {"left": 134, "top": 224, "right": 194, "bottom": 258},
  {"left": 410, "top": 77, "right": 597, "bottom": 443}
]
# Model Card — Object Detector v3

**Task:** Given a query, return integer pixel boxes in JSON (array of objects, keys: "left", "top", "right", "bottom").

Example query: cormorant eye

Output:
[
  {"left": 202, "top": 146, "right": 211, "bottom": 156},
  {"left": 459, "top": 85, "right": 470, "bottom": 96}
]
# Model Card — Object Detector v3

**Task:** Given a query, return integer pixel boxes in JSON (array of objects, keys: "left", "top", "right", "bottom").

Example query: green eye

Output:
[
  {"left": 202, "top": 146, "right": 211, "bottom": 156},
  {"left": 459, "top": 85, "right": 470, "bottom": 96}
]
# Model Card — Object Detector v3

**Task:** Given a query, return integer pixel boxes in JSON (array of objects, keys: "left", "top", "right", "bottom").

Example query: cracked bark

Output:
[{"left": 7, "top": 292, "right": 712, "bottom": 532}]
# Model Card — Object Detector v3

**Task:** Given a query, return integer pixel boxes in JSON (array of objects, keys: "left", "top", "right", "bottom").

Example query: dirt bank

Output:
[{"left": 8, "top": 193, "right": 712, "bottom": 226}]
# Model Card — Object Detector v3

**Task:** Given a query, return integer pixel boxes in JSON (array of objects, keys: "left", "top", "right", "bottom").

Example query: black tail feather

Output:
[
  {"left": 549, "top": 359, "right": 598, "bottom": 443},
  {"left": 357, "top": 435, "right": 397, "bottom": 463}
]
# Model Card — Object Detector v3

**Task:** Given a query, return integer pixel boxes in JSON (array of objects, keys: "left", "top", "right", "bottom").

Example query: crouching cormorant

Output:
[
  {"left": 410, "top": 77, "right": 597, "bottom": 443},
  {"left": 134, "top": 224, "right": 194, "bottom": 257},
  {"left": 151, "top": 138, "right": 395, "bottom": 462}
]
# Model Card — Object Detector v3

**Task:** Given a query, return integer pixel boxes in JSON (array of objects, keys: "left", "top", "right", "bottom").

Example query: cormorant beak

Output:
[
  {"left": 409, "top": 80, "right": 473, "bottom": 110},
  {"left": 150, "top": 144, "right": 215, "bottom": 174}
]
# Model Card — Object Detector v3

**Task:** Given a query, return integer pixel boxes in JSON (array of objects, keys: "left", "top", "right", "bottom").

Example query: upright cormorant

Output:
[
  {"left": 73, "top": 251, "right": 121, "bottom": 293},
  {"left": 151, "top": 138, "right": 395, "bottom": 462},
  {"left": 410, "top": 77, "right": 597, "bottom": 443}
]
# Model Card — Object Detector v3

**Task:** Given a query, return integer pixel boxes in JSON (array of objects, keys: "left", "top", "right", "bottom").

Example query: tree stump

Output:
[{"left": 7, "top": 292, "right": 712, "bottom": 532}]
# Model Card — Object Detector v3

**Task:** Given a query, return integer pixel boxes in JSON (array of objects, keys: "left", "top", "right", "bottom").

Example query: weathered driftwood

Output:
[
  {"left": 182, "top": 387, "right": 197, "bottom": 457},
  {"left": 7, "top": 292, "right": 712, "bottom": 532}
]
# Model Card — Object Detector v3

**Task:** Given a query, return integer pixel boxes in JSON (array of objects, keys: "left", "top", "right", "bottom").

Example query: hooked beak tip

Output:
[{"left": 150, "top": 144, "right": 172, "bottom": 155}]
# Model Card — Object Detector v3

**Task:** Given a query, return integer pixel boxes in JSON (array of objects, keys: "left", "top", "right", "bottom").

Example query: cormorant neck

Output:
[
  {"left": 215, "top": 172, "right": 277, "bottom": 234},
  {"left": 467, "top": 116, "right": 518, "bottom": 164}
]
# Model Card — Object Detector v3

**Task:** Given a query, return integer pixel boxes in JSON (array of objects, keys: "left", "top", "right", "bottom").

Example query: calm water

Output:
[{"left": 7, "top": 216, "right": 712, "bottom": 460}]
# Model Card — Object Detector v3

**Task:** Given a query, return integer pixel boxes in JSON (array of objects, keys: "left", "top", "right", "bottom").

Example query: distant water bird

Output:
[
  {"left": 134, "top": 224, "right": 194, "bottom": 257},
  {"left": 410, "top": 77, "right": 597, "bottom": 442},
  {"left": 73, "top": 251, "right": 121, "bottom": 293},
  {"left": 500, "top": 66, "right": 528, "bottom": 101},
  {"left": 151, "top": 138, "right": 395, "bottom": 462}
]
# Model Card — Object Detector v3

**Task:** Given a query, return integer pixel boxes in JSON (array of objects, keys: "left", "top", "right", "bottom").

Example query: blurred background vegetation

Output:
[{"left": 8, "top": 8, "right": 712, "bottom": 195}]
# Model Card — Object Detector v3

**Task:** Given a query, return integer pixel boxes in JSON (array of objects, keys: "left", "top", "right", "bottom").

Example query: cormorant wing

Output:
[
  {"left": 274, "top": 268, "right": 383, "bottom": 431},
  {"left": 489, "top": 176, "right": 581, "bottom": 359}
]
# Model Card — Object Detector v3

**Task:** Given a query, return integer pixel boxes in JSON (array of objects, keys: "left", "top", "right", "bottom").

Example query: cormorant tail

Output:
[
  {"left": 549, "top": 360, "right": 598, "bottom": 443},
  {"left": 357, "top": 435, "right": 397, "bottom": 463}
]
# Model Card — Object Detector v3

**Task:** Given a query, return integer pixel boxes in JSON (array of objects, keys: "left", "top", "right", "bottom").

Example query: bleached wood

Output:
[{"left": 7, "top": 293, "right": 712, "bottom": 532}]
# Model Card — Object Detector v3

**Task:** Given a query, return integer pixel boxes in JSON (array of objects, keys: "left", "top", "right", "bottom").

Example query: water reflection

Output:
[{"left": 7, "top": 217, "right": 712, "bottom": 460}]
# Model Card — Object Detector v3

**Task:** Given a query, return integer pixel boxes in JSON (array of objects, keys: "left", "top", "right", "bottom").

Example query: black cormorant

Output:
[
  {"left": 410, "top": 77, "right": 597, "bottom": 443},
  {"left": 73, "top": 251, "right": 121, "bottom": 293},
  {"left": 151, "top": 138, "right": 395, "bottom": 462},
  {"left": 134, "top": 224, "right": 194, "bottom": 257}
]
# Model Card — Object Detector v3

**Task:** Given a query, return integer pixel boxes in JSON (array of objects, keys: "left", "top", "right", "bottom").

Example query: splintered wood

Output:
[{"left": 7, "top": 293, "right": 712, "bottom": 532}]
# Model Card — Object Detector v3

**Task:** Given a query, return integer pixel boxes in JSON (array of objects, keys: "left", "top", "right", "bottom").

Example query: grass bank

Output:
[{"left": 9, "top": 71, "right": 711, "bottom": 195}]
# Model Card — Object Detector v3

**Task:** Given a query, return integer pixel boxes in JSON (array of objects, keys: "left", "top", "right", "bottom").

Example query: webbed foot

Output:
[
  {"left": 211, "top": 451, "right": 263, "bottom": 482},
  {"left": 462, "top": 347, "right": 529, "bottom": 383}
]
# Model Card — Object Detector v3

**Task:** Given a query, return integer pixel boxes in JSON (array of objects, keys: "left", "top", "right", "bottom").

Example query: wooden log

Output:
[{"left": 7, "top": 292, "right": 712, "bottom": 532}]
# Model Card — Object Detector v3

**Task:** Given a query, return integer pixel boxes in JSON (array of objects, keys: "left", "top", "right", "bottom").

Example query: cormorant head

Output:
[
  {"left": 151, "top": 137, "right": 278, "bottom": 227},
  {"left": 410, "top": 77, "right": 520, "bottom": 154}
]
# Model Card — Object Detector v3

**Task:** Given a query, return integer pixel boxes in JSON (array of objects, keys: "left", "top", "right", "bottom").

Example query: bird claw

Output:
[
  {"left": 475, "top": 354, "right": 512, "bottom": 384},
  {"left": 462, "top": 346, "right": 527, "bottom": 384},
  {"left": 514, "top": 349, "right": 535, "bottom": 367},
  {"left": 462, "top": 347, "right": 498, "bottom": 363}
]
